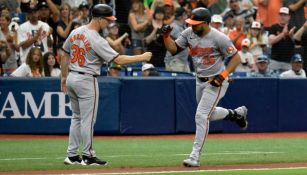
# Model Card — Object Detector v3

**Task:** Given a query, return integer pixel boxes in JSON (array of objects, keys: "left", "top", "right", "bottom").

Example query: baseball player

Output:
[
  {"left": 162, "top": 7, "right": 248, "bottom": 167},
  {"left": 60, "top": 4, "right": 152, "bottom": 166}
]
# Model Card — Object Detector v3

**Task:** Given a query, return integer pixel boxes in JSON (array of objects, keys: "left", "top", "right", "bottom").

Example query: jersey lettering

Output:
[
  {"left": 202, "top": 56, "right": 216, "bottom": 65},
  {"left": 71, "top": 44, "right": 85, "bottom": 66}
]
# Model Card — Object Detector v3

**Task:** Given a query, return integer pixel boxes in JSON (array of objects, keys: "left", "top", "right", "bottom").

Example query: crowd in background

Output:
[{"left": 0, "top": 0, "right": 306, "bottom": 78}]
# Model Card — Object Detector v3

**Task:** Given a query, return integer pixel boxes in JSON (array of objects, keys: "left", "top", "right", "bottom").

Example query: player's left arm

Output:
[{"left": 210, "top": 33, "right": 240, "bottom": 87}]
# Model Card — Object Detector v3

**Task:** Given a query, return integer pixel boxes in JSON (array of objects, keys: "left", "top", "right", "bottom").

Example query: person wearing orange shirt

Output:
[{"left": 228, "top": 17, "right": 246, "bottom": 50}]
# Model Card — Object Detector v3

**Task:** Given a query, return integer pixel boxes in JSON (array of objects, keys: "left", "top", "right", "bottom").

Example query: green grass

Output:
[
  {"left": 0, "top": 137, "right": 307, "bottom": 173},
  {"left": 117, "top": 168, "right": 307, "bottom": 175}
]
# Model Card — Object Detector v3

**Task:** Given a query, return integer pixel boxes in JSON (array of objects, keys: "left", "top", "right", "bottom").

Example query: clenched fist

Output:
[{"left": 142, "top": 52, "right": 152, "bottom": 62}]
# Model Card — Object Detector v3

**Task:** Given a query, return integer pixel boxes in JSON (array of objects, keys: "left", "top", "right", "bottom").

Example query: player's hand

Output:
[
  {"left": 61, "top": 77, "right": 68, "bottom": 94},
  {"left": 209, "top": 74, "right": 225, "bottom": 87},
  {"left": 142, "top": 52, "right": 152, "bottom": 62},
  {"left": 161, "top": 25, "right": 173, "bottom": 37}
]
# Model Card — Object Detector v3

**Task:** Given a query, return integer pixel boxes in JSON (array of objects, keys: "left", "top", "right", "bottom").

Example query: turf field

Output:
[{"left": 0, "top": 133, "right": 307, "bottom": 174}]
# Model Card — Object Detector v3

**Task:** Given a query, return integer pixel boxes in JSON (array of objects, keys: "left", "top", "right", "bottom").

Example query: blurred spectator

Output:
[
  {"left": 254, "top": 0, "right": 281, "bottom": 30},
  {"left": 108, "top": 62, "right": 123, "bottom": 76},
  {"left": 235, "top": 38, "right": 255, "bottom": 72},
  {"left": 142, "top": 63, "right": 160, "bottom": 76},
  {"left": 77, "top": 1, "right": 90, "bottom": 25},
  {"left": 11, "top": 47, "right": 43, "bottom": 77},
  {"left": 163, "top": 0, "right": 175, "bottom": 25},
  {"left": 128, "top": 0, "right": 151, "bottom": 55},
  {"left": 283, "top": 0, "right": 306, "bottom": 28},
  {"left": 208, "top": 0, "right": 228, "bottom": 15},
  {"left": 106, "top": 22, "right": 131, "bottom": 55},
  {"left": 17, "top": 5, "right": 52, "bottom": 63},
  {"left": 43, "top": 52, "right": 60, "bottom": 77},
  {"left": 0, "top": 0, "right": 19, "bottom": 13},
  {"left": 269, "top": 7, "right": 296, "bottom": 73},
  {"left": 56, "top": 3, "right": 73, "bottom": 51},
  {"left": 228, "top": 17, "right": 246, "bottom": 50},
  {"left": 0, "top": 40, "right": 11, "bottom": 76},
  {"left": 223, "top": 13, "right": 235, "bottom": 35},
  {"left": 0, "top": 13, "right": 18, "bottom": 76},
  {"left": 144, "top": 7, "right": 166, "bottom": 67},
  {"left": 62, "top": 0, "right": 85, "bottom": 9},
  {"left": 149, "top": 0, "right": 165, "bottom": 13},
  {"left": 249, "top": 54, "right": 279, "bottom": 77},
  {"left": 38, "top": 0, "right": 60, "bottom": 53},
  {"left": 223, "top": 0, "right": 256, "bottom": 30},
  {"left": 164, "top": 7, "right": 190, "bottom": 72},
  {"left": 210, "top": 14, "right": 224, "bottom": 32},
  {"left": 280, "top": 53, "right": 306, "bottom": 78},
  {"left": 246, "top": 21, "right": 269, "bottom": 59},
  {"left": 293, "top": 20, "right": 307, "bottom": 70}
]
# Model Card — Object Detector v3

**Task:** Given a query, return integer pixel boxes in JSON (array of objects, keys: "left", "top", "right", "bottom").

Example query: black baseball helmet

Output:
[
  {"left": 185, "top": 7, "right": 211, "bottom": 25},
  {"left": 91, "top": 4, "right": 116, "bottom": 21}
]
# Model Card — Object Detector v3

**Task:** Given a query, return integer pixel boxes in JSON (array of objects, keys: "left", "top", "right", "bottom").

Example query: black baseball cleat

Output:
[
  {"left": 81, "top": 155, "right": 107, "bottom": 166},
  {"left": 234, "top": 106, "right": 248, "bottom": 130},
  {"left": 64, "top": 155, "right": 82, "bottom": 165}
]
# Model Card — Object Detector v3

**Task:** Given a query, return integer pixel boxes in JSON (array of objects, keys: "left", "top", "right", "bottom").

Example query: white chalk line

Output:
[{"left": 0, "top": 151, "right": 282, "bottom": 161}]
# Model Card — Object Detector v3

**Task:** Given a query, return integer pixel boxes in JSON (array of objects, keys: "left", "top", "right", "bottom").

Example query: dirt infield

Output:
[{"left": 1, "top": 132, "right": 307, "bottom": 175}]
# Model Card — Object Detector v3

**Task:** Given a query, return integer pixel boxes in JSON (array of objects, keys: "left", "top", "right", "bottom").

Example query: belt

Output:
[
  {"left": 197, "top": 77, "right": 210, "bottom": 82},
  {"left": 70, "top": 70, "right": 98, "bottom": 77}
]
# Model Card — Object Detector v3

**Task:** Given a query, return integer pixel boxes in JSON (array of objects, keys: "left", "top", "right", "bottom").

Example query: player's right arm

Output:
[
  {"left": 60, "top": 49, "right": 69, "bottom": 94},
  {"left": 161, "top": 25, "right": 178, "bottom": 55}
]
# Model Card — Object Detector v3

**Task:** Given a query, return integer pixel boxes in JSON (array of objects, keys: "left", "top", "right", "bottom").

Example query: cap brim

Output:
[
  {"left": 105, "top": 16, "right": 117, "bottom": 21},
  {"left": 185, "top": 18, "right": 204, "bottom": 25}
]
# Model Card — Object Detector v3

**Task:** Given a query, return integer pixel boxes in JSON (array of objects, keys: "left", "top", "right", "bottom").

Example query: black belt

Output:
[
  {"left": 70, "top": 70, "right": 98, "bottom": 77},
  {"left": 197, "top": 77, "right": 210, "bottom": 82}
]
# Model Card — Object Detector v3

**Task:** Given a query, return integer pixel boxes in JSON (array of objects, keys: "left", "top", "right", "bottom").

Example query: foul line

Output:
[
  {"left": 93, "top": 167, "right": 307, "bottom": 175},
  {"left": 0, "top": 151, "right": 282, "bottom": 161}
]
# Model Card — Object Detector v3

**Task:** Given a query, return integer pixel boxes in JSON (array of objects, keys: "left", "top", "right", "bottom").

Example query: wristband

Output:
[{"left": 220, "top": 69, "right": 229, "bottom": 79}]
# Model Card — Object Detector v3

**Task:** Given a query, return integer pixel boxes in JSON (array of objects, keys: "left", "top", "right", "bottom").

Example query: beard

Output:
[{"left": 193, "top": 29, "right": 203, "bottom": 36}]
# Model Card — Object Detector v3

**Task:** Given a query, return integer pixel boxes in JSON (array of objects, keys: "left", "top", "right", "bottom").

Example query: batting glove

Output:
[
  {"left": 209, "top": 74, "right": 225, "bottom": 87},
  {"left": 161, "top": 25, "right": 173, "bottom": 38},
  {"left": 209, "top": 70, "right": 230, "bottom": 87}
]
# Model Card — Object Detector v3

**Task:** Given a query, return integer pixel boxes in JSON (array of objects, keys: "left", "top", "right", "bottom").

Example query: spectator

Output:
[
  {"left": 223, "top": 13, "right": 235, "bottom": 35},
  {"left": 254, "top": 0, "right": 281, "bottom": 30},
  {"left": 62, "top": 0, "right": 84, "bottom": 9},
  {"left": 249, "top": 54, "right": 279, "bottom": 77},
  {"left": 0, "top": 0, "right": 20, "bottom": 13},
  {"left": 0, "top": 40, "right": 11, "bottom": 76},
  {"left": 128, "top": 0, "right": 151, "bottom": 55},
  {"left": 246, "top": 21, "right": 269, "bottom": 59},
  {"left": 17, "top": 5, "right": 52, "bottom": 63},
  {"left": 210, "top": 14, "right": 224, "bottom": 32},
  {"left": 144, "top": 7, "right": 166, "bottom": 67},
  {"left": 164, "top": 7, "right": 190, "bottom": 73},
  {"left": 11, "top": 47, "right": 43, "bottom": 77},
  {"left": 228, "top": 17, "right": 246, "bottom": 50},
  {"left": 108, "top": 62, "right": 123, "bottom": 77},
  {"left": 106, "top": 22, "right": 130, "bottom": 55},
  {"left": 77, "top": 1, "right": 90, "bottom": 25},
  {"left": 269, "top": 7, "right": 296, "bottom": 73},
  {"left": 43, "top": 52, "right": 60, "bottom": 77},
  {"left": 38, "top": 0, "right": 60, "bottom": 53},
  {"left": 293, "top": 20, "right": 307, "bottom": 70},
  {"left": 163, "top": 0, "right": 175, "bottom": 25},
  {"left": 235, "top": 38, "right": 255, "bottom": 72},
  {"left": 280, "top": 53, "right": 306, "bottom": 78},
  {"left": 56, "top": 3, "right": 73, "bottom": 51},
  {"left": 283, "top": 0, "right": 306, "bottom": 28},
  {"left": 142, "top": 63, "right": 160, "bottom": 76},
  {"left": 223, "top": 0, "right": 256, "bottom": 30},
  {"left": 0, "top": 13, "right": 18, "bottom": 76}
]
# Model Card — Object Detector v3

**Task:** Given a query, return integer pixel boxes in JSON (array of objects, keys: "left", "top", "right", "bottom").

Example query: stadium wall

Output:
[{"left": 0, "top": 77, "right": 306, "bottom": 134}]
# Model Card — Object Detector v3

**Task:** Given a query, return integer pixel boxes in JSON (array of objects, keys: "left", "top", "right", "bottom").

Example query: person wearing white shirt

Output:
[
  {"left": 236, "top": 38, "right": 255, "bottom": 72},
  {"left": 17, "top": 5, "right": 52, "bottom": 63},
  {"left": 280, "top": 53, "right": 306, "bottom": 78}
]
